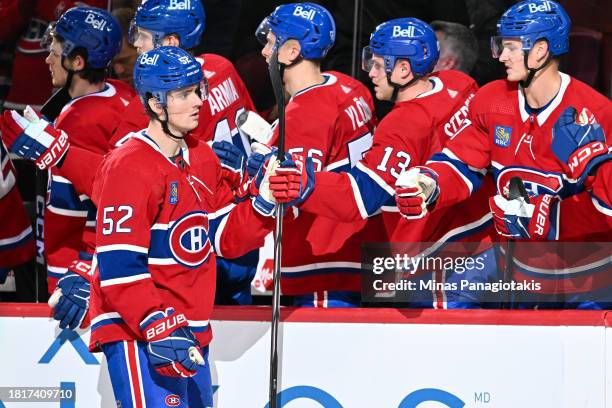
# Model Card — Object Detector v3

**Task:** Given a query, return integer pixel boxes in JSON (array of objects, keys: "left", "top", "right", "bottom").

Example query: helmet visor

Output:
[
  {"left": 129, "top": 22, "right": 165, "bottom": 50},
  {"left": 361, "top": 46, "right": 374, "bottom": 72},
  {"left": 196, "top": 78, "right": 209, "bottom": 102},
  {"left": 490, "top": 36, "right": 532, "bottom": 58},
  {"left": 128, "top": 20, "right": 138, "bottom": 46},
  {"left": 41, "top": 22, "right": 56, "bottom": 51},
  {"left": 361, "top": 46, "right": 387, "bottom": 73},
  {"left": 255, "top": 17, "right": 271, "bottom": 46}
]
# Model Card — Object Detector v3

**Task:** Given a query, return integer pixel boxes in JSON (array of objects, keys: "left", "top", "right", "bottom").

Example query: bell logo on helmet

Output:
[
  {"left": 392, "top": 25, "right": 415, "bottom": 38},
  {"left": 293, "top": 5, "right": 316, "bottom": 21},
  {"left": 528, "top": 1, "right": 552, "bottom": 13},
  {"left": 168, "top": 0, "right": 190, "bottom": 11},
  {"left": 84, "top": 12, "right": 107, "bottom": 31},
  {"left": 141, "top": 53, "right": 160, "bottom": 66}
]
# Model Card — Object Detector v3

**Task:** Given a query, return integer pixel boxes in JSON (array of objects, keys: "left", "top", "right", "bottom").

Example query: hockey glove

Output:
[
  {"left": 552, "top": 106, "right": 610, "bottom": 183},
  {"left": 489, "top": 194, "right": 558, "bottom": 240},
  {"left": 48, "top": 254, "right": 92, "bottom": 330},
  {"left": 394, "top": 166, "right": 440, "bottom": 219},
  {"left": 249, "top": 153, "right": 282, "bottom": 217},
  {"left": 140, "top": 308, "right": 204, "bottom": 378},
  {"left": 247, "top": 142, "right": 274, "bottom": 177},
  {"left": 212, "top": 141, "right": 247, "bottom": 189},
  {"left": 269, "top": 154, "right": 315, "bottom": 206},
  {"left": 1, "top": 106, "right": 70, "bottom": 170}
]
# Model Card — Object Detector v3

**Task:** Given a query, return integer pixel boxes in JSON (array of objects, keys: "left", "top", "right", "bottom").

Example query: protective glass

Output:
[
  {"left": 129, "top": 22, "right": 164, "bottom": 48},
  {"left": 255, "top": 17, "right": 271, "bottom": 46},
  {"left": 490, "top": 36, "right": 531, "bottom": 58},
  {"left": 361, "top": 46, "right": 386, "bottom": 73},
  {"left": 196, "top": 78, "right": 209, "bottom": 101},
  {"left": 41, "top": 22, "right": 56, "bottom": 51}
]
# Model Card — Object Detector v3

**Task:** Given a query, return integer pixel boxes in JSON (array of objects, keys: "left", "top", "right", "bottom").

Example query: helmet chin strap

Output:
[
  {"left": 60, "top": 56, "right": 79, "bottom": 97},
  {"left": 520, "top": 51, "right": 552, "bottom": 88},
  {"left": 159, "top": 107, "right": 187, "bottom": 140},
  {"left": 387, "top": 74, "right": 421, "bottom": 103}
]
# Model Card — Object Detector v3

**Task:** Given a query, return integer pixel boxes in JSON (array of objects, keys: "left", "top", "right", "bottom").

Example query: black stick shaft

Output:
[
  {"left": 502, "top": 177, "right": 529, "bottom": 309},
  {"left": 268, "top": 46, "right": 286, "bottom": 408}
]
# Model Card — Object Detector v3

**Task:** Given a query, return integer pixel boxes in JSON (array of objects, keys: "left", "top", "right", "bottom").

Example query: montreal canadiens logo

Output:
[
  {"left": 168, "top": 211, "right": 212, "bottom": 268},
  {"left": 165, "top": 394, "right": 181, "bottom": 406}
]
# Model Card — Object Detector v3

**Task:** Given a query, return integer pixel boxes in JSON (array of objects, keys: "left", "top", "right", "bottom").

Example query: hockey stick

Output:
[
  {"left": 30, "top": 87, "right": 72, "bottom": 302},
  {"left": 502, "top": 176, "right": 529, "bottom": 309},
  {"left": 267, "top": 45, "right": 286, "bottom": 408}
]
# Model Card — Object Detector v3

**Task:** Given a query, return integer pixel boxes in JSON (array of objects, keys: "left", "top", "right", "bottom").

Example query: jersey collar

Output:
[
  {"left": 133, "top": 130, "right": 190, "bottom": 166},
  {"left": 415, "top": 77, "right": 443, "bottom": 99},
  {"left": 292, "top": 73, "right": 338, "bottom": 99},
  {"left": 518, "top": 72, "right": 571, "bottom": 126},
  {"left": 60, "top": 82, "right": 117, "bottom": 115}
]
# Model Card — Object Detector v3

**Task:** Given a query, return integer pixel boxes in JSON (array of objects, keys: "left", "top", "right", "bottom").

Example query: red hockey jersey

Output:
[
  {"left": 427, "top": 73, "right": 612, "bottom": 294},
  {"left": 45, "top": 80, "right": 135, "bottom": 292},
  {"left": 299, "top": 70, "right": 496, "bottom": 306},
  {"left": 111, "top": 53, "right": 256, "bottom": 148},
  {"left": 2, "top": 0, "right": 108, "bottom": 110},
  {"left": 301, "top": 70, "right": 494, "bottom": 241},
  {"left": 89, "top": 131, "right": 273, "bottom": 350},
  {"left": 268, "top": 71, "right": 383, "bottom": 295},
  {"left": 0, "top": 141, "right": 35, "bottom": 267}
]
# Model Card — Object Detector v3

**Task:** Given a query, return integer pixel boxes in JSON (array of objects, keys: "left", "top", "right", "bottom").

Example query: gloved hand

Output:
[
  {"left": 552, "top": 106, "right": 610, "bottom": 182},
  {"left": 249, "top": 152, "right": 282, "bottom": 216},
  {"left": 269, "top": 154, "right": 315, "bottom": 206},
  {"left": 1, "top": 106, "right": 70, "bottom": 169},
  {"left": 247, "top": 142, "right": 274, "bottom": 178},
  {"left": 140, "top": 307, "right": 204, "bottom": 378},
  {"left": 489, "top": 193, "right": 558, "bottom": 240},
  {"left": 394, "top": 166, "right": 440, "bottom": 219},
  {"left": 48, "top": 254, "right": 92, "bottom": 330},
  {"left": 212, "top": 141, "right": 246, "bottom": 189}
]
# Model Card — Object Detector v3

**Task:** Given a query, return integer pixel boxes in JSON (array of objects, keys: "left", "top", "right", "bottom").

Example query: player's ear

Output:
[
  {"left": 67, "top": 53, "right": 87, "bottom": 71},
  {"left": 397, "top": 59, "right": 412, "bottom": 80},
  {"left": 282, "top": 39, "right": 302, "bottom": 64},
  {"left": 148, "top": 98, "right": 164, "bottom": 116},
  {"left": 533, "top": 39, "right": 549, "bottom": 62},
  {"left": 442, "top": 56, "right": 457, "bottom": 71},
  {"left": 163, "top": 34, "right": 181, "bottom": 47}
]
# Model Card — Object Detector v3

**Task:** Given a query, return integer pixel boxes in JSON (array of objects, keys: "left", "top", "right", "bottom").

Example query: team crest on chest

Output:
[
  {"left": 169, "top": 182, "right": 179, "bottom": 204},
  {"left": 494, "top": 125, "right": 512, "bottom": 147},
  {"left": 168, "top": 211, "right": 212, "bottom": 267}
]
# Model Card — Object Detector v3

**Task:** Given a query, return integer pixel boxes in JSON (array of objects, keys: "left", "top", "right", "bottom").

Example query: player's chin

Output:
[{"left": 185, "top": 118, "right": 200, "bottom": 131}]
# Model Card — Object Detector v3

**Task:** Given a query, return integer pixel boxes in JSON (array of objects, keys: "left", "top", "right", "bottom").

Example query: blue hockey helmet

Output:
[
  {"left": 133, "top": 46, "right": 207, "bottom": 107},
  {"left": 491, "top": 0, "right": 571, "bottom": 58},
  {"left": 256, "top": 2, "right": 336, "bottom": 60},
  {"left": 363, "top": 18, "right": 439, "bottom": 77},
  {"left": 130, "top": 0, "right": 206, "bottom": 50},
  {"left": 44, "top": 7, "right": 122, "bottom": 69}
]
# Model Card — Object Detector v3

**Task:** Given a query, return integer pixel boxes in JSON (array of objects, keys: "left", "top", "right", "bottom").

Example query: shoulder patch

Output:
[{"left": 494, "top": 125, "right": 512, "bottom": 147}]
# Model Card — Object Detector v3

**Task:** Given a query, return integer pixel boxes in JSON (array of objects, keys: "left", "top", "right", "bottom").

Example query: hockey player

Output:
[
  {"left": 253, "top": 3, "right": 382, "bottom": 307},
  {"left": 89, "top": 46, "right": 302, "bottom": 407},
  {"left": 1, "top": 0, "right": 108, "bottom": 111},
  {"left": 1, "top": 6, "right": 134, "bottom": 327},
  {"left": 115, "top": 0, "right": 256, "bottom": 148},
  {"left": 0, "top": 141, "right": 35, "bottom": 282},
  {"left": 393, "top": 0, "right": 612, "bottom": 308},
  {"left": 3, "top": 0, "right": 260, "bottom": 305},
  {"left": 269, "top": 18, "right": 498, "bottom": 308}
]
